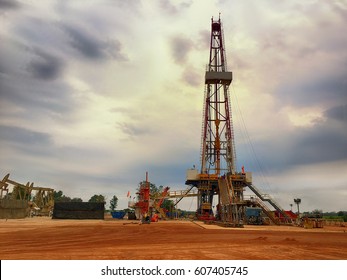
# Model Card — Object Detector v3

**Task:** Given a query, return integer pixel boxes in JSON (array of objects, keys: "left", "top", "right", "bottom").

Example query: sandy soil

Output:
[{"left": 0, "top": 217, "right": 346, "bottom": 260}]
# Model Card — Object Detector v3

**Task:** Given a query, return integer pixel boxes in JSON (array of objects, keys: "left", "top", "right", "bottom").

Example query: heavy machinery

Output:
[
  {"left": 185, "top": 16, "right": 248, "bottom": 226},
  {"left": 133, "top": 172, "right": 151, "bottom": 222},
  {"left": 185, "top": 16, "right": 292, "bottom": 226},
  {"left": 0, "top": 173, "right": 54, "bottom": 217},
  {"left": 245, "top": 207, "right": 263, "bottom": 225},
  {"left": 131, "top": 172, "right": 170, "bottom": 223},
  {"left": 152, "top": 186, "right": 170, "bottom": 221}
]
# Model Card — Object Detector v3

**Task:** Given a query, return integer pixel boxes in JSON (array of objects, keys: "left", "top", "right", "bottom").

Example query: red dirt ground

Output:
[{"left": 0, "top": 217, "right": 346, "bottom": 260}]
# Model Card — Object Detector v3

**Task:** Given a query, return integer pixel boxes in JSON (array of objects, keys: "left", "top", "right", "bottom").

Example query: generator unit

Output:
[{"left": 245, "top": 207, "right": 263, "bottom": 225}]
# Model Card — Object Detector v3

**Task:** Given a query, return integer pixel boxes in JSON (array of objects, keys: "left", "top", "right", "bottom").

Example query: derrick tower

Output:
[
  {"left": 201, "top": 17, "right": 235, "bottom": 176},
  {"left": 185, "top": 17, "right": 248, "bottom": 224},
  {"left": 185, "top": 17, "right": 292, "bottom": 226}
]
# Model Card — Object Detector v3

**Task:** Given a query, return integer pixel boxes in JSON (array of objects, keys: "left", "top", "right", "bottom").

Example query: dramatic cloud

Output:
[
  {"left": 64, "top": 25, "right": 103, "bottom": 59},
  {"left": 237, "top": 109, "right": 347, "bottom": 172},
  {"left": 0, "top": 125, "right": 53, "bottom": 158},
  {"left": 61, "top": 24, "right": 127, "bottom": 61},
  {"left": 325, "top": 104, "right": 347, "bottom": 122},
  {"left": 0, "top": 125, "right": 52, "bottom": 146},
  {"left": 0, "top": 0, "right": 346, "bottom": 212},
  {"left": 0, "top": 0, "right": 20, "bottom": 10},
  {"left": 27, "top": 48, "right": 64, "bottom": 80},
  {"left": 0, "top": 67, "right": 74, "bottom": 117},
  {"left": 276, "top": 71, "right": 347, "bottom": 108}
]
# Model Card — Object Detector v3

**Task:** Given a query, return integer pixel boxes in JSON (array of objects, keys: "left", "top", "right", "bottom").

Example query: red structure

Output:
[
  {"left": 133, "top": 172, "right": 170, "bottom": 222},
  {"left": 274, "top": 210, "right": 298, "bottom": 223},
  {"left": 135, "top": 172, "right": 150, "bottom": 218},
  {"left": 151, "top": 186, "right": 170, "bottom": 222}
]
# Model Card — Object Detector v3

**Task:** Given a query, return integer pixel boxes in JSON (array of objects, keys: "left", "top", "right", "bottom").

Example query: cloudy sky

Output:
[{"left": 1, "top": 0, "right": 346, "bottom": 212}]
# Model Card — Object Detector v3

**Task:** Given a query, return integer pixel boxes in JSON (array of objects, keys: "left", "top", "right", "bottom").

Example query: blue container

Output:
[
  {"left": 245, "top": 207, "right": 262, "bottom": 218},
  {"left": 245, "top": 207, "right": 263, "bottom": 225},
  {"left": 111, "top": 211, "right": 126, "bottom": 219}
]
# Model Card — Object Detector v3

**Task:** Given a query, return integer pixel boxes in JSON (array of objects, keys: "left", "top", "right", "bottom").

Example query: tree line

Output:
[
  {"left": 53, "top": 180, "right": 173, "bottom": 213},
  {"left": 53, "top": 191, "right": 118, "bottom": 211}
]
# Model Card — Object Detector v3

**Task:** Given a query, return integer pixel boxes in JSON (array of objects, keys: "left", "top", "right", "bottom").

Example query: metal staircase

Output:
[
  {"left": 247, "top": 183, "right": 292, "bottom": 224},
  {"left": 254, "top": 198, "right": 280, "bottom": 225}
]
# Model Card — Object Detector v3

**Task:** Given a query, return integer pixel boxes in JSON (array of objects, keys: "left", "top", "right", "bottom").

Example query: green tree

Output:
[
  {"left": 109, "top": 195, "right": 118, "bottom": 211},
  {"left": 151, "top": 184, "right": 164, "bottom": 198},
  {"left": 88, "top": 194, "right": 105, "bottom": 203},
  {"left": 137, "top": 181, "right": 163, "bottom": 199},
  {"left": 311, "top": 209, "right": 323, "bottom": 218},
  {"left": 53, "top": 190, "right": 72, "bottom": 202},
  {"left": 71, "top": 197, "right": 83, "bottom": 202},
  {"left": 161, "top": 199, "right": 174, "bottom": 212}
]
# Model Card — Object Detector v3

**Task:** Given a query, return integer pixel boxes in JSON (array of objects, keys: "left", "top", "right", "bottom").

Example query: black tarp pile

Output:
[{"left": 52, "top": 202, "right": 104, "bottom": 219}]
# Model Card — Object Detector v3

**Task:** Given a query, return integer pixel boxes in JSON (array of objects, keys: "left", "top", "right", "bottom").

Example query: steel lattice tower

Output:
[
  {"left": 201, "top": 17, "right": 236, "bottom": 176},
  {"left": 185, "top": 17, "right": 289, "bottom": 225},
  {"left": 184, "top": 17, "right": 237, "bottom": 220}
]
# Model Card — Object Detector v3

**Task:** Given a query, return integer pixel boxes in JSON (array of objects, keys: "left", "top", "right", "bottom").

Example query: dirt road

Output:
[{"left": 0, "top": 218, "right": 346, "bottom": 260}]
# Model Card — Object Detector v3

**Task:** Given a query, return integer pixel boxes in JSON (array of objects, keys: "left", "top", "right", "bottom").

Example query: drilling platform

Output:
[
  {"left": 185, "top": 17, "right": 292, "bottom": 226},
  {"left": 129, "top": 17, "right": 293, "bottom": 226}
]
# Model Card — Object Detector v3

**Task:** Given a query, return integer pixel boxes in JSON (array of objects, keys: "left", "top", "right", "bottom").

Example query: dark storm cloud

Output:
[
  {"left": 62, "top": 25, "right": 105, "bottom": 59},
  {"left": 0, "top": 0, "right": 20, "bottom": 10},
  {"left": 0, "top": 125, "right": 53, "bottom": 157},
  {"left": 27, "top": 48, "right": 64, "bottom": 80},
  {"left": 0, "top": 35, "right": 75, "bottom": 117},
  {"left": 0, "top": 65, "right": 5, "bottom": 76},
  {"left": 0, "top": 76, "right": 17, "bottom": 101},
  {"left": 0, "top": 31, "right": 82, "bottom": 119},
  {"left": 287, "top": 123, "right": 347, "bottom": 166},
  {"left": 324, "top": 104, "right": 347, "bottom": 122},
  {"left": 61, "top": 24, "right": 127, "bottom": 61},
  {"left": 170, "top": 35, "right": 194, "bottom": 65},
  {"left": 0, "top": 125, "right": 51, "bottom": 146},
  {"left": 0, "top": 72, "right": 74, "bottom": 116},
  {"left": 276, "top": 70, "right": 347, "bottom": 108},
  {"left": 241, "top": 115, "right": 347, "bottom": 172}
]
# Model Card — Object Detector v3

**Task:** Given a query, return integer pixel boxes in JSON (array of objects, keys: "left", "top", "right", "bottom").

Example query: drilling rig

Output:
[
  {"left": 132, "top": 172, "right": 171, "bottom": 222},
  {"left": 185, "top": 16, "right": 251, "bottom": 226},
  {"left": 185, "top": 17, "right": 293, "bottom": 226}
]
